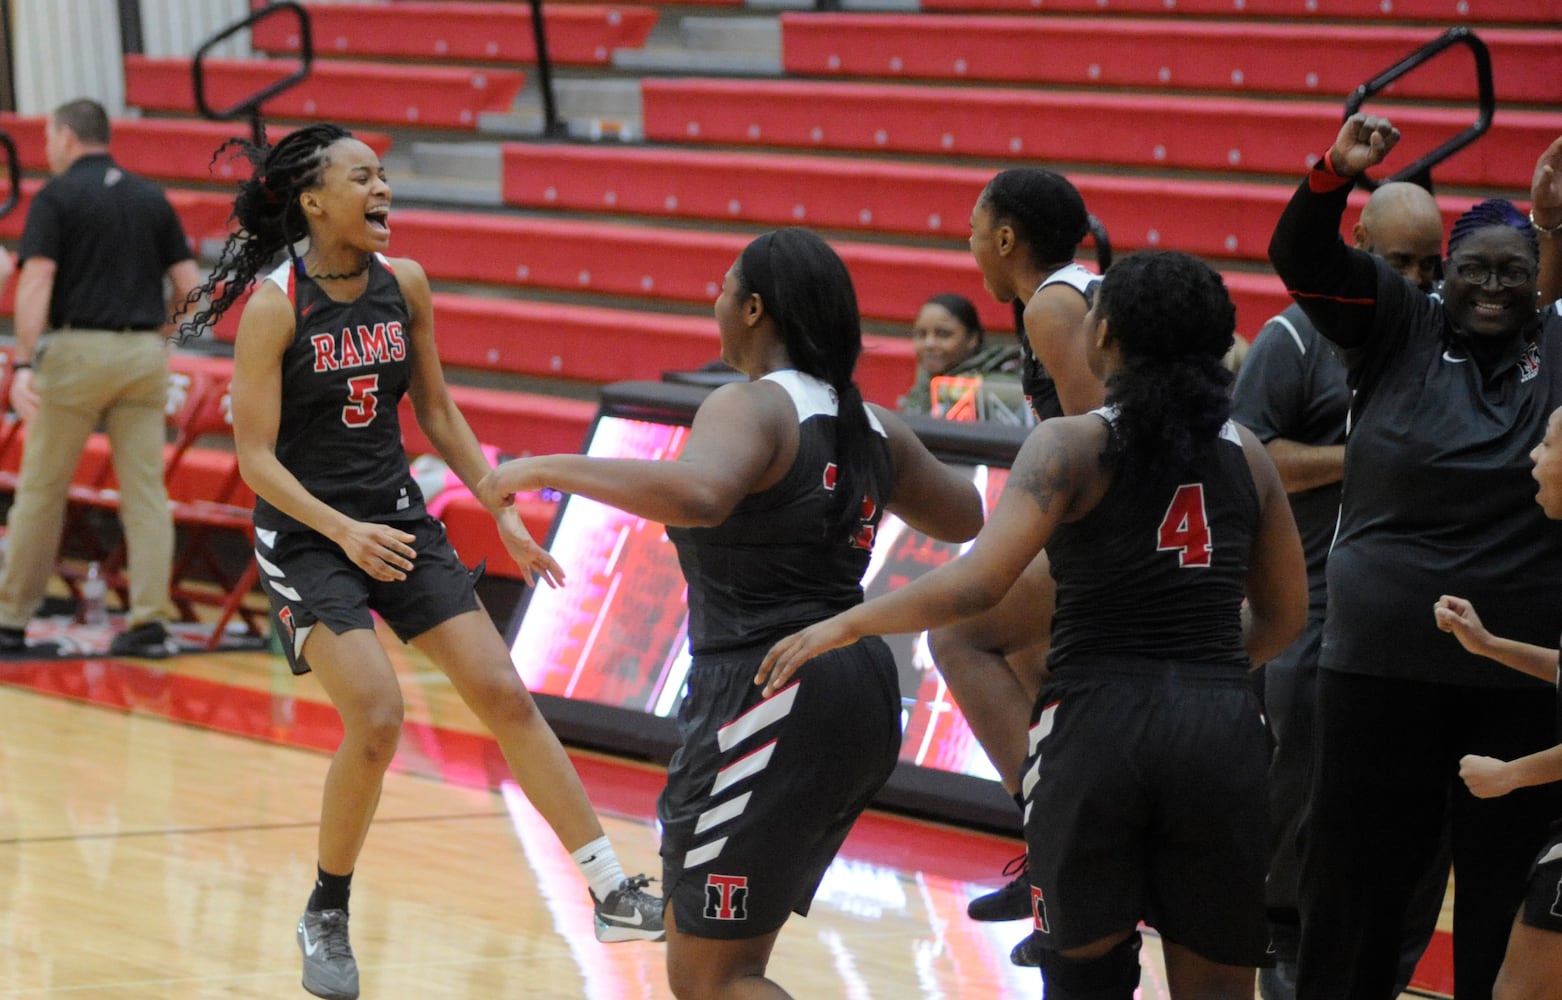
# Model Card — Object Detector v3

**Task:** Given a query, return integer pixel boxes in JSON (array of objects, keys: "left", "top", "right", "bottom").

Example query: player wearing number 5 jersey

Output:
[
  {"left": 760, "top": 250, "right": 1307, "bottom": 1000},
  {"left": 179, "top": 123, "right": 662, "bottom": 1000}
]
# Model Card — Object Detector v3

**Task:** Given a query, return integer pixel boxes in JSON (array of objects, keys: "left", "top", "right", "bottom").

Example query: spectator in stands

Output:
[
  {"left": 0, "top": 98, "right": 198, "bottom": 658},
  {"left": 935, "top": 167, "right": 1103, "bottom": 931},
  {"left": 179, "top": 122, "right": 663, "bottom": 1000},
  {"left": 897, "top": 292, "right": 1021, "bottom": 416},
  {"left": 1434, "top": 403, "right": 1562, "bottom": 1000},
  {"left": 1234, "top": 178, "right": 1448, "bottom": 1000},
  {"left": 759, "top": 249, "right": 1306, "bottom": 1000},
  {"left": 1270, "top": 113, "right": 1562, "bottom": 1000},
  {"left": 478, "top": 227, "right": 984, "bottom": 1000}
]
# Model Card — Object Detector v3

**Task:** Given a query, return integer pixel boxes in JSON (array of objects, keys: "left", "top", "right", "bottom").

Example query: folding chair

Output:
[{"left": 164, "top": 374, "right": 267, "bottom": 647}]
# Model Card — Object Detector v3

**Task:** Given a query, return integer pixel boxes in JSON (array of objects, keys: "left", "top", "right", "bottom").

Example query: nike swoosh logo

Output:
[
  {"left": 301, "top": 925, "right": 321, "bottom": 956},
  {"left": 1442, "top": 350, "right": 1467, "bottom": 364},
  {"left": 598, "top": 909, "right": 645, "bottom": 926}
]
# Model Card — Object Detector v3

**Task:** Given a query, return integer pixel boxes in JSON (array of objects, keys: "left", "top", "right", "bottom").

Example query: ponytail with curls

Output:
[
  {"left": 176, "top": 123, "right": 353, "bottom": 342},
  {"left": 1095, "top": 251, "right": 1235, "bottom": 478},
  {"left": 737, "top": 228, "right": 891, "bottom": 543}
]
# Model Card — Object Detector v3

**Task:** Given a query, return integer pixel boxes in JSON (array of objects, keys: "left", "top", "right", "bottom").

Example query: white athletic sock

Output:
[{"left": 572, "top": 836, "right": 627, "bottom": 900}]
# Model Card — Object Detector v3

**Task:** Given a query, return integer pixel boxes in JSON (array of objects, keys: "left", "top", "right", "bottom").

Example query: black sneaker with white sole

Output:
[{"left": 592, "top": 873, "right": 666, "bottom": 942}]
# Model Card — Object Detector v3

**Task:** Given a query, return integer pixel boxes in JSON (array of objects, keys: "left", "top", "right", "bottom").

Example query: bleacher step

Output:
[
  {"left": 614, "top": 16, "right": 782, "bottom": 75},
  {"left": 482, "top": 78, "right": 645, "bottom": 142}
]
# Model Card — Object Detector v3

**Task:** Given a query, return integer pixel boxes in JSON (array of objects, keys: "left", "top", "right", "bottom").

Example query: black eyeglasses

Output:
[{"left": 1451, "top": 260, "right": 1536, "bottom": 289}]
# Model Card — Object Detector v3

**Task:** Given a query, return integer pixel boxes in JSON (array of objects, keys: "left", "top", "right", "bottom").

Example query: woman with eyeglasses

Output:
[{"left": 1269, "top": 113, "right": 1562, "bottom": 1000}]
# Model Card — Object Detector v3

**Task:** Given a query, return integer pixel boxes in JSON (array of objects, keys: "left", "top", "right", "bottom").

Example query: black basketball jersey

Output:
[
  {"left": 667, "top": 371, "right": 889, "bottom": 656},
  {"left": 1045, "top": 410, "right": 1256, "bottom": 669},
  {"left": 1020, "top": 262, "right": 1099, "bottom": 421},
  {"left": 252, "top": 255, "right": 427, "bottom": 533}
]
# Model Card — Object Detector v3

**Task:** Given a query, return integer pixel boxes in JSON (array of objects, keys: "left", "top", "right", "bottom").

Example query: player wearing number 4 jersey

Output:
[
  {"left": 178, "top": 123, "right": 662, "bottom": 1000},
  {"left": 761, "top": 250, "right": 1307, "bottom": 999}
]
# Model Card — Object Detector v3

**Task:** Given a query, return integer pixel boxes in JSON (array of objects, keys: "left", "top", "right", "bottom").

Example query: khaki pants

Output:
[{"left": 0, "top": 329, "right": 174, "bottom": 629}]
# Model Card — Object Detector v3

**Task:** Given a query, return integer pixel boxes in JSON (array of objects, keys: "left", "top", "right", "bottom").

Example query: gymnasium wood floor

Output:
[{"left": 0, "top": 623, "right": 1455, "bottom": 999}]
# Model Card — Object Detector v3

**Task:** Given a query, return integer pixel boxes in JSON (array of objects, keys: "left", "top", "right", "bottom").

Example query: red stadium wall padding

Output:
[
  {"left": 499, "top": 143, "right": 1482, "bottom": 263},
  {"left": 780, "top": 16, "right": 1561, "bottom": 104},
  {"left": 914, "top": 0, "right": 1559, "bottom": 22},
  {"left": 125, "top": 55, "right": 524, "bottom": 130},
  {"left": 640, "top": 77, "right": 1561, "bottom": 191},
  {"left": 251, "top": 1, "right": 658, "bottom": 67},
  {"left": 0, "top": 113, "right": 392, "bottom": 185}
]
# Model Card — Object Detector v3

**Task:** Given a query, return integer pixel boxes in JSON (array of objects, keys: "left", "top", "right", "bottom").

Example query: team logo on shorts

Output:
[
  {"left": 278, "top": 606, "right": 297, "bottom": 641},
  {"left": 1031, "top": 885, "right": 1050, "bottom": 934},
  {"left": 704, "top": 874, "right": 749, "bottom": 921}
]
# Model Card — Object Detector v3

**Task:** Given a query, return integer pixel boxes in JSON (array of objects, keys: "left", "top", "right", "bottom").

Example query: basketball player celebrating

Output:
[
  {"left": 760, "top": 250, "right": 1307, "bottom": 999},
  {"left": 478, "top": 228, "right": 984, "bottom": 1000},
  {"left": 180, "top": 123, "right": 662, "bottom": 1000}
]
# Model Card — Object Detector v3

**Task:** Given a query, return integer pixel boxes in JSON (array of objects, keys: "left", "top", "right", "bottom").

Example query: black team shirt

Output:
[
  {"left": 668, "top": 371, "right": 889, "bottom": 656},
  {"left": 253, "top": 255, "right": 428, "bottom": 534},
  {"left": 1045, "top": 415, "right": 1257, "bottom": 671}
]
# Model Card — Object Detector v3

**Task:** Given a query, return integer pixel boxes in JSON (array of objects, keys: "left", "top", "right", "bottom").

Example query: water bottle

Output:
[{"left": 81, "top": 561, "right": 108, "bottom": 627}]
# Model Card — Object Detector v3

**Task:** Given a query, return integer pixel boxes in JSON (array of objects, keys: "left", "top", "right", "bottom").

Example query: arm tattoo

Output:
[{"left": 1016, "top": 436, "right": 1073, "bottom": 514}]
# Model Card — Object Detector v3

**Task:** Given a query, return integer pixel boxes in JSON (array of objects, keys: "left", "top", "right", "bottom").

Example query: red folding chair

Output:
[{"left": 164, "top": 374, "right": 267, "bottom": 647}]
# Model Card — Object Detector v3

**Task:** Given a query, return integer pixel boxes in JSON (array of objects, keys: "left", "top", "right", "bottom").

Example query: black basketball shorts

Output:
[
  {"left": 1022, "top": 658, "right": 1273, "bottom": 967},
  {"left": 256, "top": 515, "right": 482, "bottom": 675},
  {"left": 659, "top": 636, "right": 901, "bottom": 940},
  {"left": 1521, "top": 822, "right": 1562, "bottom": 933}
]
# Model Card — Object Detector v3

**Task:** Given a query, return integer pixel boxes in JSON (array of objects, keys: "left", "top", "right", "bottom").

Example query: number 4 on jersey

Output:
[{"left": 1158, "top": 483, "right": 1212, "bottom": 568}]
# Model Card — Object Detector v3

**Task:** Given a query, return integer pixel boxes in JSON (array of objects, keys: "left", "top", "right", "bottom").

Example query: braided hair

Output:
[
  {"left": 178, "top": 123, "right": 354, "bottom": 341},
  {"left": 1096, "top": 250, "right": 1235, "bottom": 479},
  {"left": 1448, "top": 198, "right": 1539, "bottom": 260},
  {"left": 736, "top": 228, "right": 891, "bottom": 543}
]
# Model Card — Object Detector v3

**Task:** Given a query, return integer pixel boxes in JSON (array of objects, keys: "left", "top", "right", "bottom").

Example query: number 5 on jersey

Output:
[
  {"left": 1158, "top": 483, "right": 1212, "bottom": 568},
  {"left": 342, "top": 373, "right": 381, "bottom": 427}
]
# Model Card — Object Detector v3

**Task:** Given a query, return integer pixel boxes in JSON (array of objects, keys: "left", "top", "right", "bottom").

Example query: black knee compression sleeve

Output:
[{"left": 1035, "top": 932, "right": 1142, "bottom": 1000}]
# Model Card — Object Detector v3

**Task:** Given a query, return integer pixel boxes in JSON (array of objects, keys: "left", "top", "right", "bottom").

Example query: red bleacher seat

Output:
[
  {"left": 250, "top": 1, "right": 658, "bottom": 67},
  {"left": 500, "top": 143, "right": 1476, "bottom": 264},
  {"left": 780, "top": 16, "right": 1558, "bottom": 104},
  {"left": 384, "top": 205, "right": 1289, "bottom": 336},
  {"left": 640, "top": 77, "right": 1561, "bottom": 191},
  {"left": 125, "top": 55, "right": 525, "bottom": 130},
  {"left": 913, "top": 0, "right": 1556, "bottom": 21},
  {"left": 204, "top": 281, "right": 914, "bottom": 409},
  {"left": 0, "top": 113, "right": 392, "bottom": 185},
  {"left": 399, "top": 385, "right": 596, "bottom": 577},
  {"left": 428, "top": 293, "right": 914, "bottom": 407},
  {"left": 398, "top": 384, "right": 597, "bottom": 462}
]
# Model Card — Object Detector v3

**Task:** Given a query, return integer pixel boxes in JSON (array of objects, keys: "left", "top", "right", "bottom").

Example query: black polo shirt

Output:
[
  {"left": 19, "top": 152, "right": 192, "bottom": 331},
  {"left": 1272, "top": 165, "right": 1562, "bottom": 689}
]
